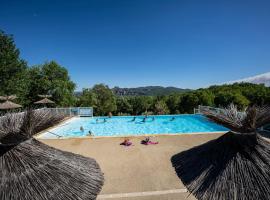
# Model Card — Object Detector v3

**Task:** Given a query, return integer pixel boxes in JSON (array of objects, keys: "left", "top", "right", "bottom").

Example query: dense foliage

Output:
[
  {"left": 0, "top": 31, "right": 28, "bottom": 103},
  {"left": 112, "top": 86, "right": 190, "bottom": 96},
  {"left": 26, "top": 61, "right": 76, "bottom": 106},
  {"left": 0, "top": 30, "right": 76, "bottom": 107},
  {"left": 77, "top": 83, "right": 270, "bottom": 116}
]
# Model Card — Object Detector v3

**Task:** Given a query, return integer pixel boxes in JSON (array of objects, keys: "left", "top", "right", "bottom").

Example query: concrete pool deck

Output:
[{"left": 39, "top": 133, "right": 224, "bottom": 200}]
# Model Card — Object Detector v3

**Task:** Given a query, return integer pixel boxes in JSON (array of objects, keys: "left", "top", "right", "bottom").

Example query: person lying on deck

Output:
[
  {"left": 120, "top": 138, "right": 132, "bottom": 146},
  {"left": 141, "top": 137, "right": 159, "bottom": 145}
]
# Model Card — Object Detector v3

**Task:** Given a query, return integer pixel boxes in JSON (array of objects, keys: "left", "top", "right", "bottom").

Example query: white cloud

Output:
[{"left": 226, "top": 72, "right": 270, "bottom": 86}]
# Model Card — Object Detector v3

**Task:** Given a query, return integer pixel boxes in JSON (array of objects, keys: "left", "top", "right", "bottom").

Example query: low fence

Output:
[
  {"left": 42, "top": 107, "right": 93, "bottom": 117},
  {"left": 194, "top": 105, "right": 225, "bottom": 114}
]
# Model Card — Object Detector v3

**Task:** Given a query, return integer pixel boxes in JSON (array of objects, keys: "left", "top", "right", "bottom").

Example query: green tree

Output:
[
  {"left": 128, "top": 96, "right": 154, "bottom": 115},
  {"left": 116, "top": 97, "right": 132, "bottom": 115},
  {"left": 180, "top": 93, "right": 200, "bottom": 113},
  {"left": 196, "top": 90, "right": 215, "bottom": 106},
  {"left": 214, "top": 91, "right": 234, "bottom": 107},
  {"left": 154, "top": 100, "right": 169, "bottom": 114},
  {"left": 166, "top": 94, "right": 181, "bottom": 114},
  {"left": 0, "top": 30, "right": 28, "bottom": 104},
  {"left": 27, "top": 61, "right": 76, "bottom": 106},
  {"left": 214, "top": 91, "right": 250, "bottom": 110},
  {"left": 231, "top": 93, "right": 250, "bottom": 110},
  {"left": 92, "top": 84, "right": 117, "bottom": 116},
  {"left": 77, "top": 88, "right": 97, "bottom": 107}
]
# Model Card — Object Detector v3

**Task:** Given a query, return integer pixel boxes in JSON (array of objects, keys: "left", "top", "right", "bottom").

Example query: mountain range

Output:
[
  {"left": 112, "top": 86, "right": 190, "bottom": 96},
  {"left": 75, "top": 72, "right": 270, "bottom": 96}
]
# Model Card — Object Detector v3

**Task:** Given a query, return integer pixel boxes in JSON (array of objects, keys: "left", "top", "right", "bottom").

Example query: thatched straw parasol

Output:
[
  {"left": 0, "top": 95, "right": 22, "bottom": 109},
  {"left": 171, "top": 104, "right": 270, "bottom": 200},
  {"left": 34, "top": 97, "right": 55, "bottom": 104},
  {"left": 0, "top": 100, "right": 22, "bottom": 109},
  {"left": 35, "top": 94, "right": 55, "bottom": 105},
  {"left": 0, "top": 95, "right": 17, "bottom": 101},
  {"left": 0, "top": 109, "right": 104, "bottom": 199}
]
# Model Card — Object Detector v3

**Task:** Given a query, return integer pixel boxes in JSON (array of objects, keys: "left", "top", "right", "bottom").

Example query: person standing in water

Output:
[
  {"left": 108, "top": 112, "right": 112, "bottom": 118},
  {"left": 142, "top": 117, "right": 146, "bottom": 122},
  {"left": 80, "top": 126, "right": 84, "bottom": 132},
  {"left": 87, "top": 130, "right": 92, "bottom": 136}
]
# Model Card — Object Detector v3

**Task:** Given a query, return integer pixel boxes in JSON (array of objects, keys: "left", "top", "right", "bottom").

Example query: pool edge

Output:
[{"left": 37, "top": 131, "right": 228, "bottom": 140}]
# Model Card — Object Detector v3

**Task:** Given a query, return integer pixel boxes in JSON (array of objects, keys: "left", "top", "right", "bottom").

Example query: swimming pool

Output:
[{"left": 39, "top": 114, "right": 228, "bottom": 138}]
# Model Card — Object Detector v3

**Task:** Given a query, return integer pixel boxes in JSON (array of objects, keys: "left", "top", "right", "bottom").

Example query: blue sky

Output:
[{"left": 1, "top": 0, "right": 270, "bottom": 90}]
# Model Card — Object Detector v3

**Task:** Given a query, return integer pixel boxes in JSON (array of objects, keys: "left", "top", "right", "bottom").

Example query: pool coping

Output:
[
  {"left": 35, "top": 115, "right": 228, "bottom": 140},
  {"left": 35, "top": 116, "right": 75, "bottom": 138},
  {"left": 37, "top": 130, "right": 227, "bottom": 140}
]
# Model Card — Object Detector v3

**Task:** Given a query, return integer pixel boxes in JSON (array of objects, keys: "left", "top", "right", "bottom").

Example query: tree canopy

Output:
[
  {"left": 26, "top": 61, "right": 76, "bottom": 106},
  {"left": 0, "top": 30, "right": 76, "bottom": 107},
  {"left": 0, "top": 31, "right": 28, "bottom": 104}
]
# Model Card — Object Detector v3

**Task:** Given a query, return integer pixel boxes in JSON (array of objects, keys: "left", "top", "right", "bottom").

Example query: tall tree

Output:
[
  {"left": 116, "top": 97, "right": 132, "bottom": 115},
  {"left": 0, "top": 30, "right": 28, "bottom": 104},
  {"left": 27, "top": 61, "right": 76, "bottom": 106},
  {"left": 166, "top": 94, "right": 181, "bottom": 114},
  {"left": 154, "top": 100, "right": 169, "bottom": 114},
  {"left": 180, "top": 93, "right": 200, "bottom": 113},
  {"left": 77, "top": 88, "right": 97, "bottom": 108},
  {"left": 129, "top": 96, "right": 154, "bottom": 115},
  {"left": 92, "top": 84, "right": 117, "bottom": 116},
  {"left": 214, "top": 91, "right": 250, "bottom": 110}
]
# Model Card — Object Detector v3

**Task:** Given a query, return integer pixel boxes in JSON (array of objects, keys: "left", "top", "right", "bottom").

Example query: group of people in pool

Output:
[
  {"left": 80, "top": 126, "right": 93, "bottom": 136},
  {"left": 92, "top": 116, "right": 175, "bottom": 125},
  {"left": 79, "top": 115, "right": 176, "bottom": 136},
  {"left": 120, "top": 137, "right": 158, "bottom": 146},
  {"left": 131, "top": 116, "right": 176, "bottom": 122}
]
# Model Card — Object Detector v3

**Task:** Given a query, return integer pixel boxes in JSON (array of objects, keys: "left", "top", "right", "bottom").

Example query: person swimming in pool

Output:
[
  {"left": 80, "top": 126, "right": 84, "bottom": 132},
  {"left": 96, "top": 119, "right": 99, "bottom": 123},
  {"left": 152, "top": 117, "right": 155, "bottom": 121},
  {"left": 142, "top": 117, "right": 146, "bottom": 122},
  {"left": 170, "top": 117, "right": 175, "bottom": 121},
  {"left": 104, "top": 118, "right": 107, "bottom": 123},
  {"left": 131, "top": 117, "right": 136, "bottom": 121},
  {"left": 87, "top": 130, "right": 92, "bottom": 136}
]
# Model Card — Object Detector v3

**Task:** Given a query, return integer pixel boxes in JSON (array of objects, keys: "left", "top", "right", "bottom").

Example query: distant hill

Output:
[{"left": 112, "top": 86, "right": 190, "bottom": 96}]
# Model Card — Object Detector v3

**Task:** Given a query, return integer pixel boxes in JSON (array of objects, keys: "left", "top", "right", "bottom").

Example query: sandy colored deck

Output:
[{"left": 40, "top": 133, "right": 224, "bottom": 200}]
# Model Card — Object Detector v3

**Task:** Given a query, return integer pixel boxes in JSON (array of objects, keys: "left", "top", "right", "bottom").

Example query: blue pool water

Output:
[{"left": 40, "top": 114, "right": 228, "bottom": 138}]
